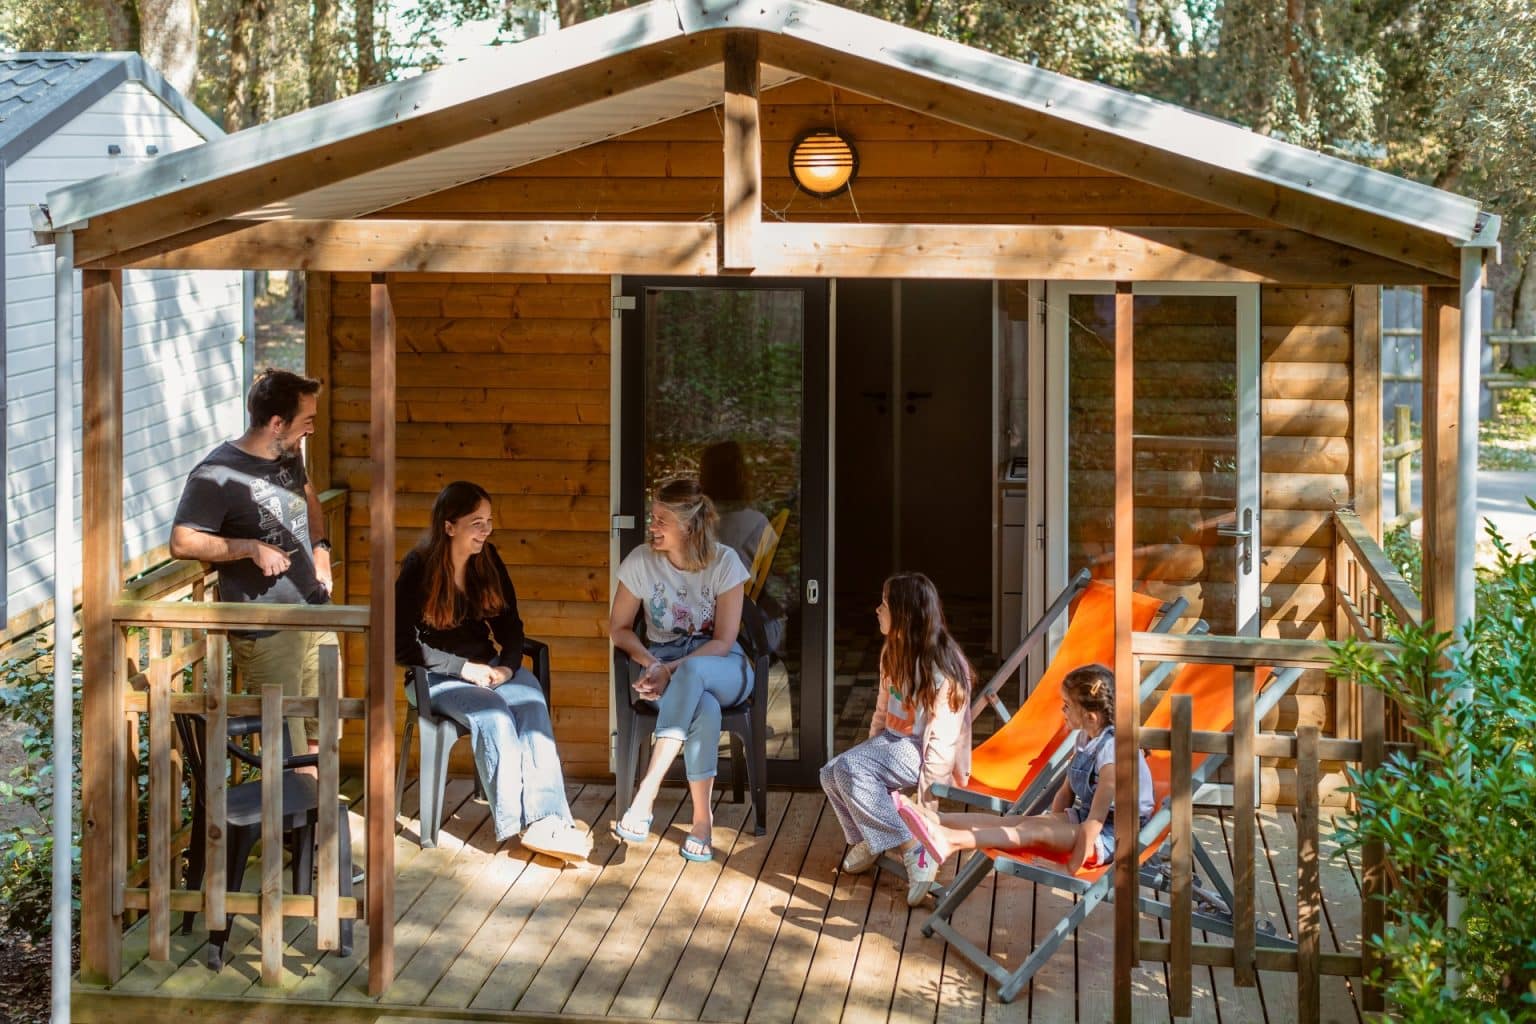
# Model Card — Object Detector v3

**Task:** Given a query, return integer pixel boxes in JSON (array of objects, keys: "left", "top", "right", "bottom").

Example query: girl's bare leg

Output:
[
  {"left": 935, "top": 810, "right": 1080, "bottom": 855},
  {"left": 627, "top": 736, "right": 684, "bottom": 821}
]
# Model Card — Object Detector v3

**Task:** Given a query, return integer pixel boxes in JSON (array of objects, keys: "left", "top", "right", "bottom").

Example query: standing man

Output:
[{"left": 171, "top": 368, "right": 335, "bottom": 758}]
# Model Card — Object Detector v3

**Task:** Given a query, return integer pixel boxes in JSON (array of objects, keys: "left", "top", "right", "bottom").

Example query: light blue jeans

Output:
[
  {"left": 426, "top": 666, "right": 572, "bottom": 842},
  {"left": 645, "top": 636, "right": 753, "bottom": 782}
]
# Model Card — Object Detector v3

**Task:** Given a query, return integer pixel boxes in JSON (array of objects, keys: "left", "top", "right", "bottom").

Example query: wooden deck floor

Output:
[{"left": 78, "top": 778, "right": 1368, "bottom": 1024}]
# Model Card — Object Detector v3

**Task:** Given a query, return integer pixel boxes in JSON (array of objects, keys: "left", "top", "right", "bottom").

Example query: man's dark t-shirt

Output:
[{"left": 173, "top": 442, "right": 326, "bottom": 616}]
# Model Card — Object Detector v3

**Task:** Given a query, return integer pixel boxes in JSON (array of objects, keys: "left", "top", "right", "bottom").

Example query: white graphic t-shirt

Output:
[{"left": 617, "top": 543, "right": 751, "bottom": 645}]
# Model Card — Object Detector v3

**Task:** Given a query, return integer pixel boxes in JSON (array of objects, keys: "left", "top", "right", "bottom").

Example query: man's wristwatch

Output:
[{"left": 312, "top": 538, "right": 333, "bottom": 552}]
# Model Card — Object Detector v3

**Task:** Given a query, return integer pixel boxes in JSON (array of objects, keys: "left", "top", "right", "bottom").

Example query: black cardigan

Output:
[{"left": 394, "top": 542, "right": 525, "bottom": 677}]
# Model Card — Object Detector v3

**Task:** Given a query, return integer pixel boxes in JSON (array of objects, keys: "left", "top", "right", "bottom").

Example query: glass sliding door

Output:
[
  {"left": 618, "top": 278, "right": 829, "bottom": 784},
  {"left": 1046, "top": 283, "right": 1260, "bottom": 638}
]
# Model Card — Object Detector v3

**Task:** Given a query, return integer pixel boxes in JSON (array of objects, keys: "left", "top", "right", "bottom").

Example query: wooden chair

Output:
[
  {"left": 612, "top": 597, "right": 771, "bottom": 836},
  {"left": 394, "top": 636, "right": 552, "bottom": 848},
  {"left": 175, "top": 712, "right": 353, "bottom": 970},
  {"left": 922, "top": 660, "right": 1303, "bottom": 1003}
]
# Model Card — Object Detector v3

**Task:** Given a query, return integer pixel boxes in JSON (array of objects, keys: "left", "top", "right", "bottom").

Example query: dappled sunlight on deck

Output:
[{"left": 78, "top": 778, "right": 1366, "bottom": 1023}]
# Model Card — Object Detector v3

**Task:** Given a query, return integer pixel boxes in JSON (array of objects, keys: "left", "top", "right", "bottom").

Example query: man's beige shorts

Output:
[{"left": 229, "top": 629, "right": 341, "bottom": 753}]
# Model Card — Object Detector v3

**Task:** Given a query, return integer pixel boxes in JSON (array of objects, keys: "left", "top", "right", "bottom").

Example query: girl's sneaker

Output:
[
  {"left": 841, "top": 840, "right": 878, "bottom": 874},
  {"left": 901, "top": 845, "right": 938, "bottom": 906}
]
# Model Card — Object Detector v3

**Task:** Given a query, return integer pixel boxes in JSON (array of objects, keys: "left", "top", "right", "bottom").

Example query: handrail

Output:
[
  {"left": 111, "top": 600, "right": 370, "bottom": 632},
  {"left": 1333, "top": 510, "right": 1422, "bottom": 628},
  {"left": 1131, "top": 630, "right": 1381, "bottom": 669}
]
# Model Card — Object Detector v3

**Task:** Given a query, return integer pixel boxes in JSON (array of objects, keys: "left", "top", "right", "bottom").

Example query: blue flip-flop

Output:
[
  {"left": 612, "top": 809, "right": 652, "bottom": 843},
  {"left": 680, "top": 833, "right": 713, "bottom": 863}
]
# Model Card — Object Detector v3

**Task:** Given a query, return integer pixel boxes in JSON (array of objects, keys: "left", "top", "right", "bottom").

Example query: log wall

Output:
[{"left": 321, "top": 272, "right": 613, "bottom": 780}]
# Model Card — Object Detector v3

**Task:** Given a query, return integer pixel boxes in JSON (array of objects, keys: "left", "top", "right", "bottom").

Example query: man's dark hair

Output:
[{"left": 247, "top": 368, "right": 321, "bottom": 428}]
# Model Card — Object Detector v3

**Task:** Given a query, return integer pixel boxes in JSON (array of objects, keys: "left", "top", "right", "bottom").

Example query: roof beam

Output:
[
  {"left": 63, "top": 22, "right": 722, "bottom": 264},
  {"left": 97, "top": 218, "right": 1450, "bottom": 284},
  {"left": 755, "top": 34, "right": 1462, "bottom": 279},
  {"left": 721, "top": 32, "right": 762, "bottom": 272}
]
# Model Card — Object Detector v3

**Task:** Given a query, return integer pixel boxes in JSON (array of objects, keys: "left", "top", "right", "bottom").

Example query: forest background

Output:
[{"left": 2, "top": 0, "right": 1534, "bottom": 331}]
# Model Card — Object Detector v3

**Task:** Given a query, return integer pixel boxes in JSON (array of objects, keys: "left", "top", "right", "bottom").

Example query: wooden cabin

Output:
[{"left": 43, "top": 1, "right": 1491, "bottom": 1021}]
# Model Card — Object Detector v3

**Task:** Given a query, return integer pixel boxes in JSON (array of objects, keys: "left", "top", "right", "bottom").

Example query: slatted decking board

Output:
[{"left": 82, "top": 789, "right": 1370, "bottom": 1024}]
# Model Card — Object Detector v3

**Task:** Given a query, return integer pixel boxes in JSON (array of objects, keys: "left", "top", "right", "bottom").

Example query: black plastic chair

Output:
[
  {"left": 176, "top": 713, "right": 353, "bottom": 970},
  {"left": 395, "top": 637, "right": 552, "bottom": 848},
  {"left": 612, "top": 597, "right": 770, "bottom": 836}
]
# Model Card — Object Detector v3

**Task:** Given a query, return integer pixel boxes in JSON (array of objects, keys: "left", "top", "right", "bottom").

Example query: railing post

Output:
[
  {"left": 1394, "top": 404, "right": 1413, "bottom": 527},
  {"left": 1297, "top": 726, "right": 1321, "bottom": 1024},
  {"left": 1169, "top": 693, "right": 1193, "bottom": 1018}
]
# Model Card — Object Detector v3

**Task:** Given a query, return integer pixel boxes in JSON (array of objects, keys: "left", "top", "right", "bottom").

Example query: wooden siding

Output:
[
  {"left": 323, "top": 272, "right": 612, "bottom": 780},
  {"left": 379, "top": 80, "right": 1275, "bottom": 228},
  {"left": 4, "top": 80, "right": 243, "bottom": 626}
]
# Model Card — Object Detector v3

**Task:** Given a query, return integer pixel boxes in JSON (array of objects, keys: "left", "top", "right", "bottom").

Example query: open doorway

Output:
[{"left": 832, "top": 279, "right": 995, "bottom": 753}]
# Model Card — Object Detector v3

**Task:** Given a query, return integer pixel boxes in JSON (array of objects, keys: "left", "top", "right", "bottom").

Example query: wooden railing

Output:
[
  {"left": 108, "top": 488, "right": 373, "bottom": 985},
  {"left": 1131, "top": 631, "right": 1395, "bottom": 1020},
  {"left": 1333, "top": 507, "right": 1421, "bottom": 750}
]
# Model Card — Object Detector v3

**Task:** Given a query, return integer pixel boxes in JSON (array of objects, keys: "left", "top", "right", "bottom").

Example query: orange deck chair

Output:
[
  {"left": 932, "top": 571, "right": 1180, "bottom": 816},
  {"left": 923, "top": 659, "right": 1302, "bottom": 1004}
]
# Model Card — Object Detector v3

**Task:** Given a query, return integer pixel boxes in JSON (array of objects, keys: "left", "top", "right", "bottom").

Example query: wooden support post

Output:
[
  {"left": 1232, "top": 665, "right": 1257, "bottom": 987},
  {"left": 721, "top": 33, "right": 761, "bottom": 271},
  {"left": 366, "top": 273, "right": 397, "bottom": 994},
  {"left": 305, "top": 271, "right": 334, "bottom": 492},
  {"left": 1111, "top": 280, "right": 1136, "bottom": 1024},
  {"left": 1360, "top": 683, "right": 1386, "bottom": 1012},
  {"left": 260, "top": 684, "right": 284, "bottom": 985},
  {"left": 147, "top": 628, "right": 171, "bottom": 960},
  {"left": 1297, "top": 726, "right": 1322, "bottom": 1024},
  {"left": 1421, "top": 286, "right": 1461, "bottom": 633},
  {"left": 80, "top": 267, "right": 124, "bottom": 984},
  {"left": 1394, "top": 405, "right": 1414, "bottom": 527},
  {"left": 204, "top": 635, "right": 227, "bottom": 931},
  {"left": 316, "top": 642, "right": 341, "bottom": 950},
  {"left": 1169, "top": 693, "right": 1193, "bottom": 1018}
]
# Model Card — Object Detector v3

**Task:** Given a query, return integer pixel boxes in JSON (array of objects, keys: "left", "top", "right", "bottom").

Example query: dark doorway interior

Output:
[{"left": 832, "top": 279, "right": 995, "bottom": 752}]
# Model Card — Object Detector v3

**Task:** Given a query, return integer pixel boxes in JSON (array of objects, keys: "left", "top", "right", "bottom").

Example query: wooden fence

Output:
[
  {"left": 108, "top": 488, "right": 368, "bottom": 986},
  {"left": 1129, "top": 509, "right": 1416, "bottom": 1019}
]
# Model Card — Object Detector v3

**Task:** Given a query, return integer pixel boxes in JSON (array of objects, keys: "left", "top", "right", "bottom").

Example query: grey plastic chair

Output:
[{"left": 395, "top": 637, "right": 552, "bottom": 848}]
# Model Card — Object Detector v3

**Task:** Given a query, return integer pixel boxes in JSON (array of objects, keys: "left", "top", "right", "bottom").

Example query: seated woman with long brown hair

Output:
[{"left": 395, "top": 481, "right": 591, "bottom": 863}]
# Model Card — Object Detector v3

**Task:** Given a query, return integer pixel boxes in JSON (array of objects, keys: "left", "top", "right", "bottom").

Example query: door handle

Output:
[
  {"left": 904, "top": 390, "right": 933, "bottom": 413},
  {"left": 1216, "top": 508, "right": 1254, "bottom": 574}
]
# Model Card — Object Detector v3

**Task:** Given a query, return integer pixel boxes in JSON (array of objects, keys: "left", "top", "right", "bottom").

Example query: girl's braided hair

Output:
[{"left": 1062, "top": 663, "right": 1115, "bottom": 725}]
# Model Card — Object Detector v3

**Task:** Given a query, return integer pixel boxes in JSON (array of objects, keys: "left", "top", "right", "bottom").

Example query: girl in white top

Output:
[{"left": 609, "top": 478, "right": 752, "bottom": 862}]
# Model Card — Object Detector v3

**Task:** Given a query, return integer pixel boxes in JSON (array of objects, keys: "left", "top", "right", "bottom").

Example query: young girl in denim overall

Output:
[{"left": 896, "top": 663, "right": 1152, "bottom": 873}]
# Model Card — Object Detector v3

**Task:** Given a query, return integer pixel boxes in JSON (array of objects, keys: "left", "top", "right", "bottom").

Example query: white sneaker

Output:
[
  {"left": 902, "top": 845, "right": 938, "bottom": 906},
  {"left": 842, "top": 840, "right": 878, "bottom": 874},
  {"left": 521, "top": 817, "right": 593, "bottom": 864}
]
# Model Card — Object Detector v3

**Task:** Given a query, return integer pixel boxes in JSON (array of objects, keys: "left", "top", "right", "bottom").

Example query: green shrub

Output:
[
  {"left": 1331, "top": 523, "right": 1536, "bottom": 1021},
  {"left": 0, "top": 643, "right": 81, "bottom": 939}
]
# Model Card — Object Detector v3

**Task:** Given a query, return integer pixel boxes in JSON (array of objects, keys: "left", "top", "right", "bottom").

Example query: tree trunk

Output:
[
  {"left": 308, "top": 0, "right": 340, "bottom": 106},
  {"left": 137, "top": 0, "right": 198, "bottom": 96},
  {"left": 556, "top": 0, "right": 583, "bottom": 28},
  {"left": 356, "top": 0, "right": 381, "bottom": 89},
  {"left": 1284, "top": 0, "right": 1311, "bottom": 127},
  {"left": 248, "top": 0, "right": 276, "bottom": 125},
  {"left": 223, "top": 0, "right": 253, "bottom": 130},
  {"left": 95, "top": 0, "right": 139, "bottom": 52},
  {"left": 1510, "top": 253, "right": 1536, "bottom": 372}
]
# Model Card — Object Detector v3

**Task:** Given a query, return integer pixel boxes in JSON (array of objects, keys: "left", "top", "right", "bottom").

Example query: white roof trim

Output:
[{"left": 46, "top": 0, "right": 1484, "bottom": 247}]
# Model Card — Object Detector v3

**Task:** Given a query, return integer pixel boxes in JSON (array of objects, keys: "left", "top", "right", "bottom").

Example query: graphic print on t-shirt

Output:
[{"left": 649, "top": 580, "right": 716, "bottom": 638}]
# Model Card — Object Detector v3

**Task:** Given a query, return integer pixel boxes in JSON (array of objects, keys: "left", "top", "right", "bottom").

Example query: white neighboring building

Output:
[{"left": 2, "top": 53, "right": 248, "bottom": 633}]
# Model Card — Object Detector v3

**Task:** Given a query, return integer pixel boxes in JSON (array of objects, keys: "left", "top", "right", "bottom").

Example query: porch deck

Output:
[{"left": 77, "top": 778, "right": 1366, "bottom": 1024}]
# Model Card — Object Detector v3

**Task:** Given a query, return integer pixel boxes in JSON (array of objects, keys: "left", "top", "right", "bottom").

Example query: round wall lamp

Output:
[{"left": 789, "top": 129, "right": 858, "bottom": 198}]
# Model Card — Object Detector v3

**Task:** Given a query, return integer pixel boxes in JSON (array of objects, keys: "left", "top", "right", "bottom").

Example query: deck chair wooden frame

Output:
[{"left": 922, "top": 661, "right": 1304, "bottom": 1004}]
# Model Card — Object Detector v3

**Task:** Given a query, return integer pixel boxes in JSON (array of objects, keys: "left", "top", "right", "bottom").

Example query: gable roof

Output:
[
  {"left": 41, "top": 0, "right": 1492, "bottom": 275},
  {"left": 0, "top": 52, "right": 222, "bottom": 162}
]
